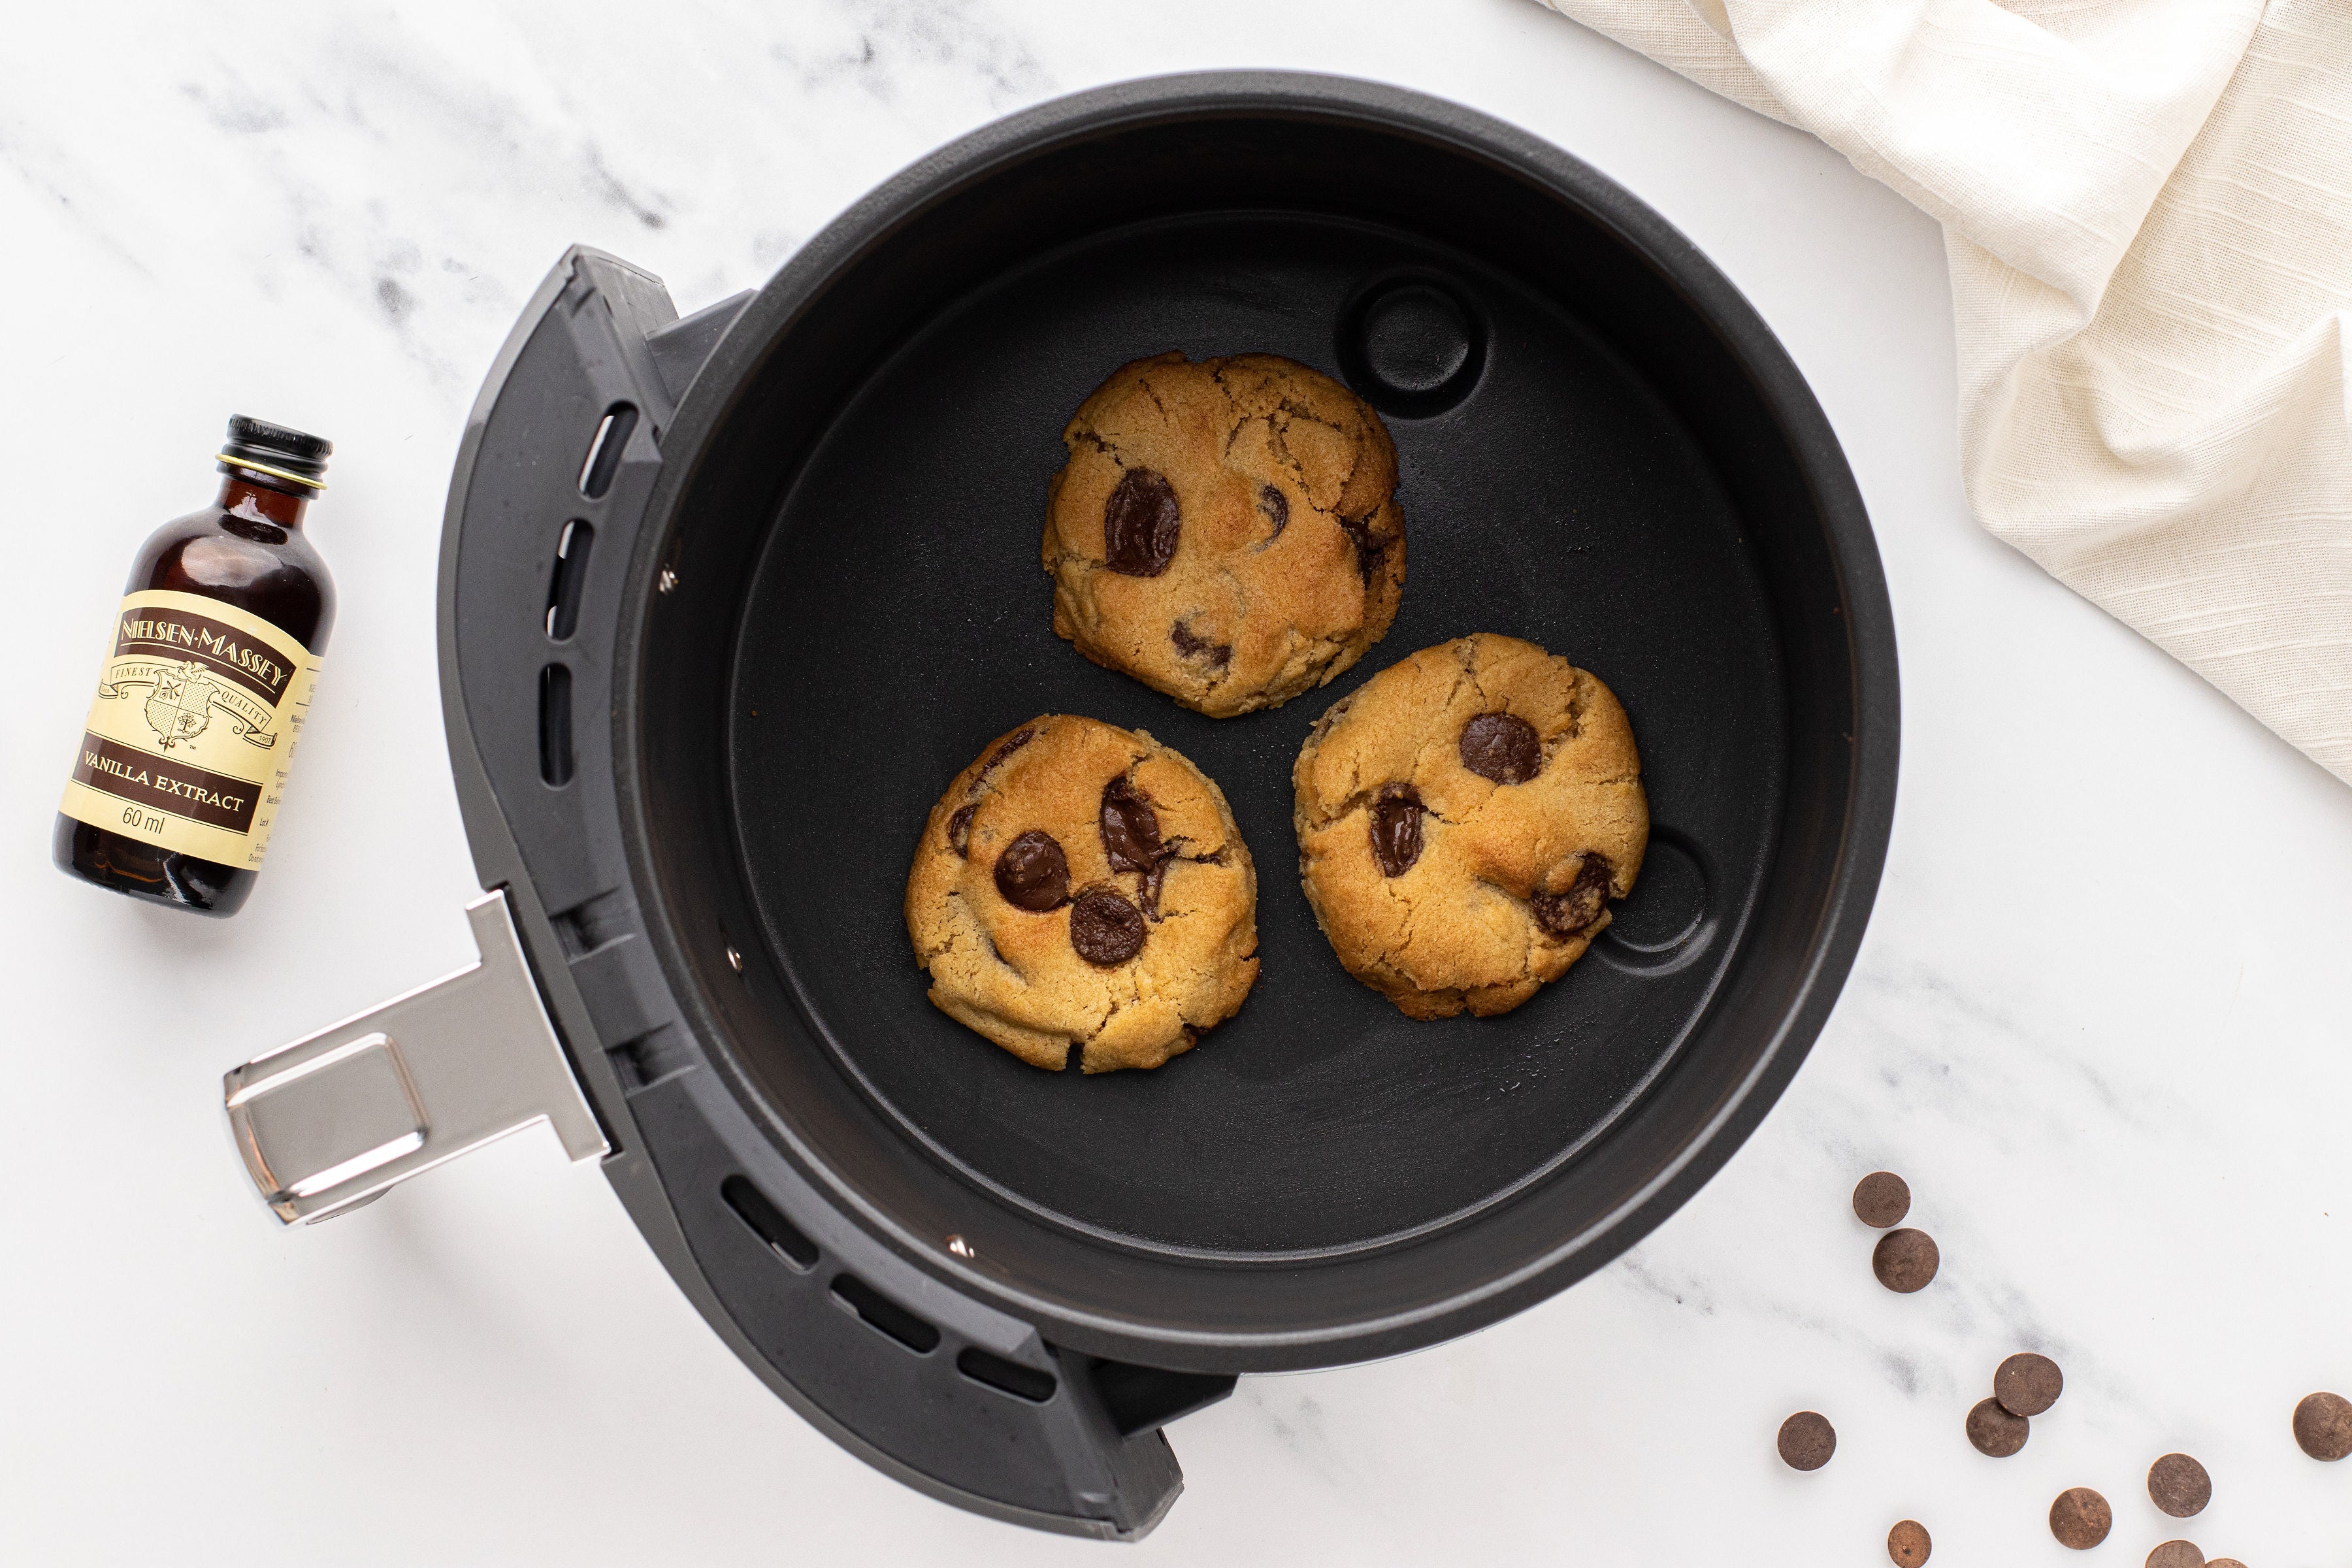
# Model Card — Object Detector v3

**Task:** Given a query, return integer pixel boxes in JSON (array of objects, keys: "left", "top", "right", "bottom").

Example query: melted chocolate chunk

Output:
[
  {"left": 947, "top": 804, "right": 977, "bottom": 858},
  {"left": 993, "top": 830, "right": 1070, "bottom": 911},
  {"left": 1069, "top": 887, "right": 1147, "bottom": 966},
  {"left": 1170, "top": 621, "right": 1232, "bottom": 669},
  {"left": 1103, "top": 467, "right": 1181, "bottom": 577},
  {"left": 978, "top": 727, "right": 1034, "bottom": 778},
  {"left": 1139, "top": 855, "right": 1172, "bottom": 919},
  {"left": 1533, "top": 854, "right": 1613, "bottom": 937},
  {"left": 1099, "top": 777, "right": 1163, "bottom": 872},
  {"left": 1336, "top": 514, "right": 1388, "bottom": 581},
  {"left": 1258, "top": 483, "right": 1288, "bottom": 538},
  {"left": 1460, "top": 711, "right": 1543, "bottom": 783},
  {"left": 1367, "top": 783, "right": 1426, "bottom": 877}
]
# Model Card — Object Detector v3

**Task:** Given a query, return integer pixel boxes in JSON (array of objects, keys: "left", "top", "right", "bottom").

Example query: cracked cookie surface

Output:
[
  {"left": 1293, "top": 634, "right": 1648, "bottom": 1020},
  {"left": 906, "top": 714, "right": 1259, "bottom": 1072},
  {"left": 1045, "top": 351, "right": 1406, "bottom": 717}
]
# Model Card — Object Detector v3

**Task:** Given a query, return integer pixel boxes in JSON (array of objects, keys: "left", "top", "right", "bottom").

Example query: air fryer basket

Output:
[{"left": 226, "top": 73, "right": 1895, "bottom": 1541}]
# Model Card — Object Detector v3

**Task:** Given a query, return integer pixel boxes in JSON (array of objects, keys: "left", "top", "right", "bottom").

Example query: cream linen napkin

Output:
[{"left": 1541, "top": 0, "right": 2352, "bottom": 783}]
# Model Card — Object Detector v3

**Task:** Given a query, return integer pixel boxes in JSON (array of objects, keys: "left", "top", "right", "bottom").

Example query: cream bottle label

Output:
[{"left": 58, "top": 588, "right": 321, "bottom": 866}]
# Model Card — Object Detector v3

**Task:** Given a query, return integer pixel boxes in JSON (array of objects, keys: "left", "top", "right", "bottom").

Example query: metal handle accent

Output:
[{"left": 223, "top": 890, "right": 608, "bottom": 1223}]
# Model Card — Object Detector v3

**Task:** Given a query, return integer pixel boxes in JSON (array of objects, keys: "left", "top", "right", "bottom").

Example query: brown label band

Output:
[
  {"left": 113, "top": 606, "right": 292, "bottom": 705},
  {"left": 70, "top": 732, "right": 259, "bottom": 835}
]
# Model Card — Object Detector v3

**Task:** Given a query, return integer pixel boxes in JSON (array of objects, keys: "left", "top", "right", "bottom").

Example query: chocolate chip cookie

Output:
[
  {"left": 1292, "top": 634, "right": 1647, "bottom": 1019},
  {"left": 1045, "top": 351, "right": 1406, "bottom": 717},
  {"left": 906, "top": 714, "right": 1259, "bottom": 1071}
]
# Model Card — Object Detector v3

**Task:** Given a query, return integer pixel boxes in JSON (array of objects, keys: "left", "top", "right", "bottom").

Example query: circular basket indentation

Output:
[
  {"left": 1597, "top": 830, "right": 1713, "bottom": 974},
  {"left": 1337, "top": 274, "right": 1486, "bottom": 416}
]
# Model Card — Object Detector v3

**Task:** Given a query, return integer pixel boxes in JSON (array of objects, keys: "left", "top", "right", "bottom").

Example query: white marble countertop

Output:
[{"left": 6, "top": 2, "right": 2351, "bottom": 1563}]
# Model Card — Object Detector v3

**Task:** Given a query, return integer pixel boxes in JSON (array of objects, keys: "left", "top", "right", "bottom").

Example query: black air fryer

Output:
[{"left": 221, "top": 73, "right": 1898, "bottom": 1539}]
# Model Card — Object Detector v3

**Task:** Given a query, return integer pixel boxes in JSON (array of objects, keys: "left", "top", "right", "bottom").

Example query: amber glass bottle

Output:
[{"left": 54, "top": 417, "right": 336, "bottom": 917}]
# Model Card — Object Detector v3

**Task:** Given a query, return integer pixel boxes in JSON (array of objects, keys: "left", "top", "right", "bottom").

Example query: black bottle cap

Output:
[{"left": 219, "top": 415, "right": 333, "bottom": 491}]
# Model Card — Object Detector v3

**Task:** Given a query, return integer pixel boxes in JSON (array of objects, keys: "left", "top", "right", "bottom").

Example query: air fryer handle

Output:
[{"left": 221, "top": 891, "right": 608, "bottom": 1221}]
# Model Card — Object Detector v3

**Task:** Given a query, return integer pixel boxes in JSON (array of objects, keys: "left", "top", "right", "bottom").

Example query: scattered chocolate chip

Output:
[
  {"left": 1777, "top": 1411, "right": 1835, "bottom": 1471},
  {"left": 2144, "top": 1543, "right": 2202, "bottom": 1568},
  {"left": 1967, "top": 1397, "right": 2029, "bottom": 1458},
  {"left": 1996, "top": 1353, "right": 2065, "bottom": 1418},
  {"left": 1887, "top": 1519, "right": 1931, "bottom": 1567},
  {"left": 1069, "top": 887, "right": 1146, "bottom": 967},
  {"left": 1103, "top": 467, "right": 1181, "bottom": 576},
  {"left": 1170, "top": 621, "right": 1232, "bottom": 668},
  {"left": 1335, "top": 513, "right": 1387, "bottom": 581},
  {"left": 1533, "top": 854, "right": 1613, "bottom": 938},
  {"left": 947, "top": 804, "right": 977, "bottom": 858},
  {"left": 2148, "top": 1452, "right": 2210, "bottom": 1518},
  {"left": 1257, "top": 482, "right": 1288, "bottom": 538},
  {"left": 994, "top": 830, "right": 1070, "bottom": 911},
  {"left": 2048, "top": 1488, "right": 2112, "bottom": 1550},
  {"left": 2295, "top": 1390, "right": 2352, "bottom": 1460},
  {"left": 1367, "top": 783, "right": 1426, "bottom": 877},
  {"left": 1852, "top": 1171, "right": 1912, "bottom": 1228},
  {"left": 979, "top": 727, "right": 1034, "bottom": 777},
  {"left": 1459, "top": 711, "right": 1543, "bottom": 783},
  {"left": 1872, "top": 1228, "right": 1940, "bottom": 1293},
  {"left": 1099, "top": 777, "right": 1164, "bottom": 872}
]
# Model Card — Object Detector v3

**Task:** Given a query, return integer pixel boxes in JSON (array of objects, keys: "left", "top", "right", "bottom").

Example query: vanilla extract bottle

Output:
[{"left": 54, "top": 417, "right": 336, "bottom": 917}]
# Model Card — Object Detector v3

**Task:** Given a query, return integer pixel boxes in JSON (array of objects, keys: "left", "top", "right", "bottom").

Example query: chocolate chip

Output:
[
  {"left": 1776, "top": 1411, "right": 1835, "bottom": 1471},
  {"left": 979, "top": 727, "right": 1035, "bottom": 777},
  {"left": 1069, "top": 887, "right": 1146, "bottom": 967},
  {"left": 2295, "top": 1390, "right": 2352, "bottom": 1460},
  {"left": 1852, "top": 1171, "right": 1911, "bottom": 1228},
  {"left": 1459, "top": 711, "right": 1543, "bottom": 783},
  {"left": 1886, "top": 1519, "right": 1931, "bottom": 1567},
  {"left": 2144, "top": 1544, "right": 2203, "bottom": 1568},
  {"left": 1099, "top": 777, "right": 1163, "bottom": 872},
  {"left": 1170, "top": 621, "right": 1231, "bottom": 668},
  {"left": 1367, "top": 783, "right": 1425, "bottom": 877},
  {"left": 1533, "top": 854, "right": 1613, "bottom": 938},
  {"left": 1996, "top": 1353, "right": 2064, "bottom": 1418},
  {"left": 994, "top": 830, "right": 1070, "bottom": 911},
  {"left": 1967, "top": 1397, "right": 2029, "bottom": 1458},
  {"left": 1258, "top": 482, "right": 1288, "bottom": 538},
  {"left": 2148, "top": 1452, "right": 2210, "bottom": 1518},
  {"left": 1103, "top": 466, "right": 1180, "bottom": 576},
  {"left": 947, "top": 804, "right": 977, "bottom": 858},
  {"left": 2048, "top": 1488, "right": 2112, "bottom": 1550},
  {"left": 1335, "top": 513, "right": 1387, "bottom": 581},
  {"left": 1872, "top": 1228, "right": 1939, "bottom": 1293}
]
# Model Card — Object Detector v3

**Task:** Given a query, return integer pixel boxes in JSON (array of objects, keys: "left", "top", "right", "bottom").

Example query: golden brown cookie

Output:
[
  {"left": 1044, "top": 351, "right": 1405, "bottom": 717},
  {"left": 906, "top": 715, "right": 1259, "bottom": 1071},
  {"left": 1292, "top": 634, "right": 1647, "bottom": 1019}
]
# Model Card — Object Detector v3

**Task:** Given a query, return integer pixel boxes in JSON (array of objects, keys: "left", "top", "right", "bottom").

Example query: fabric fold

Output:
[{"left": 1543, "top": 0, "right": 2352, "bottom": 782}]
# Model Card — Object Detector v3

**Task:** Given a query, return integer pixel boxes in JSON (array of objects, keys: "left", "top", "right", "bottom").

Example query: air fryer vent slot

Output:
[
  {"left": 578, "top": 402, "right": 636, "bottom": 499},
  {"left": 545, "top": 519, "right": 594, "bottom": 641},
  {"left": 830, "top": 1274, "right": 940, "bottom": 1354},
  {"left": 721, "top": 1175, "right": 817, "bottom": 1271},
  {"left": 957, "top": 1347, "right": 1056, "bottom": 1403},
  {"left": 537, "top": 664, "right": 573, "bottom": 787}
]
